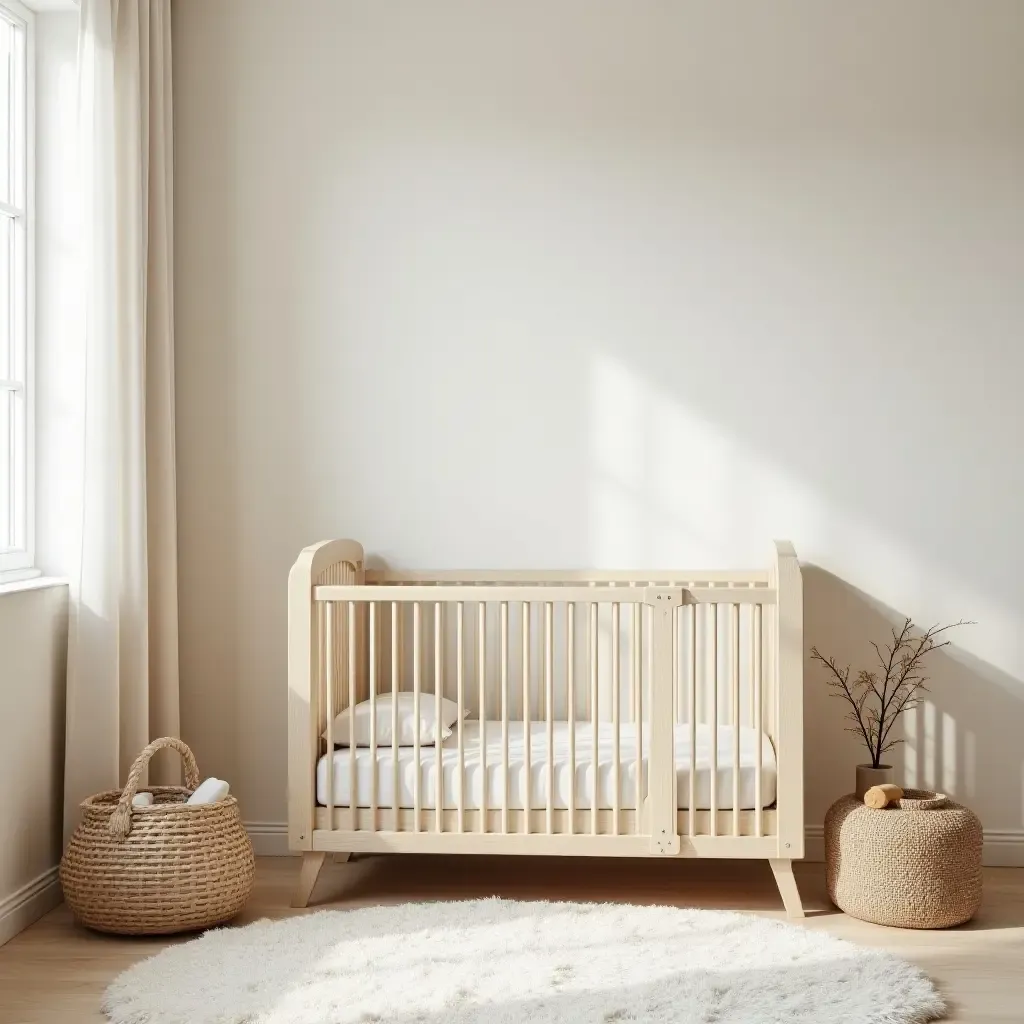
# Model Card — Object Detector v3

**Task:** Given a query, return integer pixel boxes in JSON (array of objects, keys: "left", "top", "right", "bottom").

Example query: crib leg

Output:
[
  {"left": 293, "top": 851, "right": 328, "bottom": 909},
  {"left": 769, "top": 858, "right": 805, "bottom": 918}
]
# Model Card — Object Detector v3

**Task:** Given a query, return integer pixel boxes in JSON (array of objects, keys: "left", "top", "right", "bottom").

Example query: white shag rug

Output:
[{"left": 104, "top": 899, "right": 944, "bottom": 1024}]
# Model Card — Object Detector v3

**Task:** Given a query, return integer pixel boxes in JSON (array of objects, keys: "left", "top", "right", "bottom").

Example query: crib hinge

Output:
[
  {"left": 653, "top": 829, "right": 681, "bottom": 856},
  {"left": 646, "top": 798, "right": 681, "bottom": 854}
]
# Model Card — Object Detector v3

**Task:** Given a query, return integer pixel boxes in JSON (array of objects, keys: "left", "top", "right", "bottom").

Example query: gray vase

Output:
[{"left": 855, "top": 764, "right": 894, "bottom": 799}]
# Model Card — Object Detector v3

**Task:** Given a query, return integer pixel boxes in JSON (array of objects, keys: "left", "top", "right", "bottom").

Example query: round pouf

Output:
[
  {"left": 102, "top": 899, "right": 945, "bottom": 1024},
  {"left": 825, "top": 789, "right": 982, "bottom": 928}
]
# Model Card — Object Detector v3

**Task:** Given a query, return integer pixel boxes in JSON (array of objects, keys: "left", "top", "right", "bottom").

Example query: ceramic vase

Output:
[{"left": 855, "top": 763, "right": 894, "bottom": 799}]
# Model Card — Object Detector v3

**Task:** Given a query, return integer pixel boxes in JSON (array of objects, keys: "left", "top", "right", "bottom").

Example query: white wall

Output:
[{"left": 173, "top": 0, "right": 1024, "bottom": 857}]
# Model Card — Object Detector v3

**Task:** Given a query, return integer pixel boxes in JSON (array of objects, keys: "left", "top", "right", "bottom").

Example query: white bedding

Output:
[{"left": 316, "top": 721, "right": 776, "bottom": 811}]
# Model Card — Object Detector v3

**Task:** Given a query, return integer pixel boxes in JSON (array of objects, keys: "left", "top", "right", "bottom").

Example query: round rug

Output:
[{"left": 103, "top": 898, "right": 944, "bottom": 1024}]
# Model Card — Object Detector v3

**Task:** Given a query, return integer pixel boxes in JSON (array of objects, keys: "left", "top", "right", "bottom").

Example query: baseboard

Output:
[
  {"left": 803, "top": 826, "right": 826, "bottom": 862},
  {"left": 0, "top": 867, "right": 62, "bottom": 947},
  {"left": 246, "top": 821, "right": 293, "bottom": 857},
  {"left": 248, "top": 820, "right": 1024, "bottom": 867},
  {"left": 978, "top": 831, "right": 1024, "bottom": 867},
  {"left": 805, "top": 826, "right": 1024, "bottom": 867}
]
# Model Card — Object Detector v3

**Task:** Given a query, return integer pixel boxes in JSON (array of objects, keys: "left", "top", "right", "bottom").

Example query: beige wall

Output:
[
  {"left": 173, "top": 1, "right": 1024, "bottom": 859},
  {"left": 0, "top": 585, "right": 68, "bottom": 943},
  {"left": 0, "top": 10, "right": 77, "bottom": 945}
]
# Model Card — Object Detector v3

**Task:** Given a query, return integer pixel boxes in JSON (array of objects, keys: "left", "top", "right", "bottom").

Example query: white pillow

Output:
[{"left": 323, "top": 692, "right": 462, "bottom": 747}]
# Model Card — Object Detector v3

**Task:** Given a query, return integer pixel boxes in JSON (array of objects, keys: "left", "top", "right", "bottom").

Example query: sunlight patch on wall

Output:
[
  {"left": 586, "top": 352, "right": 1023, "bottom": 684},
  {"left": 941, "top": 711, "right": 957, "bottom": 796},
  {"left": 903, "top": 709, "right": 918, "bottom": 790},
  {"left": 963, "top": 730, "right": 976, "bottom": 800}
]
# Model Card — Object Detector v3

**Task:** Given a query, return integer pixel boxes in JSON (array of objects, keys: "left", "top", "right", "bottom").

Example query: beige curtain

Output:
[{"left": 64, "top": 0, "right": 179, "bottom": 842}]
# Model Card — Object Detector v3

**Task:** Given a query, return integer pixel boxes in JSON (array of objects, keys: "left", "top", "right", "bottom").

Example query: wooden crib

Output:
[{"left": 288, "top": 540, "right": 804, "bottom": 916}]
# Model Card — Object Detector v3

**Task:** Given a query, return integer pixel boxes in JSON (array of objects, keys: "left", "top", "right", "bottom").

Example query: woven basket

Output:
[
  {"left": 825, "top": 789, "right": 982, "bottom": 928},
  {"left": 59, "top": 737, "right": 255, "bottom": 935}
]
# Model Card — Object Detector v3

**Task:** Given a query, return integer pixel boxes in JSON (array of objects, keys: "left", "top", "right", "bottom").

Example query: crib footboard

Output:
[{"left": 288, "top": 542, "right": 803, "bottom": 869}]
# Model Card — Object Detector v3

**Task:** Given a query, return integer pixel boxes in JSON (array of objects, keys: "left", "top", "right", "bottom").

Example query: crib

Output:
[{"left": 288, "top": 540, "right": 804, "bottom": 916}]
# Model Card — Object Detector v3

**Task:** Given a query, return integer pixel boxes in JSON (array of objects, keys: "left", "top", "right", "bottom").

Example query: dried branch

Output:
[{"left": 811, "top": 619, "right": 970, "bottom": 768}]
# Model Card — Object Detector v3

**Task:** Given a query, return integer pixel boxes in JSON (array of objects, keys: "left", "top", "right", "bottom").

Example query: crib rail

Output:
[
  {"left": 289, "top": 541, "right": 802, "bottom": 862},
  {"left": 315, "top": 584, "right": 774, "bottom": 604}
]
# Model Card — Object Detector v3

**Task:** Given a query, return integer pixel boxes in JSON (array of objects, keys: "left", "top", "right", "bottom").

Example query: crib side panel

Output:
[
  {"left": 314, "top": 586, "right": 658, "bottom": 849},
  {"left": 299, "top": 549, "right": 798, "bottom": 860}
]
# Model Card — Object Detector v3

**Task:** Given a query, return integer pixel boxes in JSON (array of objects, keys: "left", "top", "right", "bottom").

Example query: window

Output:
[{"left": 0, "top": 1, "right": 32, "bottom": 581}]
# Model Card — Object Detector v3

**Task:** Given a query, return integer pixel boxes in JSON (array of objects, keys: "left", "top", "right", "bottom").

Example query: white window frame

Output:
[{"left": 0, "top": 0, "right": 35, "bottom": 583}]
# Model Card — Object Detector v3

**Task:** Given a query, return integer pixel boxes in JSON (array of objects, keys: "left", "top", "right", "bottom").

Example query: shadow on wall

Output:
[{"left": 803, "top": 567, "right": 1024, "bottom": 832}]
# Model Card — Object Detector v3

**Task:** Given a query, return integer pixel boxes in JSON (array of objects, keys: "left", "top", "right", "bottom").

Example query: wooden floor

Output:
[{"left": 1, "top": 857, "right": 1022, "bottom": 1023}]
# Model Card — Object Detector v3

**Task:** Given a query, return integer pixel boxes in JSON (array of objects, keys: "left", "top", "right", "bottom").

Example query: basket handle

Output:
[{"left": 109, "top": 737, "right": 202, "bottom": 839}]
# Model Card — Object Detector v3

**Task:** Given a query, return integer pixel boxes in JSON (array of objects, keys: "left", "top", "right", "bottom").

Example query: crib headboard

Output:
[{"left": 288, "top": 539, "right": 365, "bottom": 848}]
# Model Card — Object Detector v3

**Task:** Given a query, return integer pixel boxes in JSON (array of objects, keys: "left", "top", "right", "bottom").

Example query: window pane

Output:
[
  {"left": 0, "top": 213, "right": 9, "bottom": 380},
  {"left": 10, "top": 378, "right": 23, "bottom": 550},
  {"left": 0, "top": 17, "right": 10, "bottom": 206},
  {"left": 0, "top": 5, "right": 26, "bottom": 567},
  {"left": 0, "top": 388, "right": 10, "bottom": 551}
]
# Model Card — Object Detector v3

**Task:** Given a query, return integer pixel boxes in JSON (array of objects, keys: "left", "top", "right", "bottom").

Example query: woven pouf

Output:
[{"left": 825, "top": 789, "right": 982, "bottom": 928}]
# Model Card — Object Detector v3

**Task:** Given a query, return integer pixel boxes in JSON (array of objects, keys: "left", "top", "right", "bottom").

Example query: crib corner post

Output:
[
  {"left": 645, "top": 588, "right": 682, "bottom": 855},
  {"left": 772, "top": 541, "right": 804, "bottom": 861}
]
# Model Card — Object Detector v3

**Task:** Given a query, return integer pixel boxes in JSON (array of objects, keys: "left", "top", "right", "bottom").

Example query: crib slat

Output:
[
  {"left": 688, "top": 603, "right": 697, "bottom": 838},
  {"left": 501, "top": 601, "right": 509, "bottom": 834},
  {"left": 754, "top": 603, "right": 763, "bottom": 838},
  {"left": 646, "top": 601, "right": 654, "bottom": 828},
  {"left": 522, "top": 602, "right": 531, "bottom": 835},
  {"left": 612, "top": 602, "right": 620, "bottom": 836},
  {"left": 567, "top": 602, "right": 575, "bottom": 835},
  {"left": 673, "top": 595, "right": 680, "bottom": 723},
  {"left": 478, "top": 602, "right": 487, "bottom": 834},
  {"left": 316, "top": 600, "right": 324, "bottom": 769},
  {"left": 767, "top": 601, "right": 776, "bottom": 750},
  {"left": 749, "top": 583, "right": 757, "bottom": 725},
  {"left": 413, "top": 602, "right": 422, "bottom": 833},
  {"left": 370, "top": 602, "right": 378, "bottom": 833},
  {"left": 543, "top": 602, "right": 553, "bottom": 835},
  {"left": 435, "top": 602, "right": 443, "bottom": 835},
  {"left": 348, "top": 602, "right": 357, "bottom": 833},
  {"left": 376, "top": 595, "right": 382, "bottom": 712},
  {"left": 392, "top": 602, "right": 399, "bottom": 833},
  {"left": 710, "top": 601, "right": 718, "bottom": 836},
  {"left": 732, "top": 603, "right": 741, "bottom": 837},
  {"left": 633, "top": 603, "right": 642, "bottom": 823},
  {"left": 590, "top": 601, "right": 598, "bottom": 836},
  {"left": 457, "top": 602, "right": 465, "bottom": 834},
  {"left": 325, "top": 603, "right": 335, "bottom": 824},
  {"left": 397, "top": 596, "right": 404, "bottom": 689}
]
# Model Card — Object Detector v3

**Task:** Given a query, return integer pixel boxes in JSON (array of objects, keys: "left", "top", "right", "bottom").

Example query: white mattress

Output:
[{"left": 316, "top": 721, "right": 776, "bottom": 811}]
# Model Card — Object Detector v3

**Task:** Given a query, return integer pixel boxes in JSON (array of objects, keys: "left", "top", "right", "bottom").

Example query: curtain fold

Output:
[{"left": 63, "top": 0, "right": 179, "bottom": 843}]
